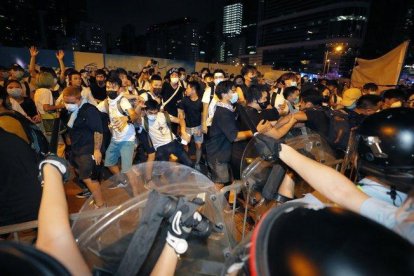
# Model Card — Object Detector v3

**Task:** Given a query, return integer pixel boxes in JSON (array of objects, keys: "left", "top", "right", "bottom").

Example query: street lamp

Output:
[{"left": 323, "top": 44, "right": 345, "bottom": 75}]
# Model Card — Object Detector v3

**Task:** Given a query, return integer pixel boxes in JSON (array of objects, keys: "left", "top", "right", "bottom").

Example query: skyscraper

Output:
[
  {"left": 257, "top": 0, "right": 372, "bottom": 76},
  {"left": 223, "top": 2, "right": 243, "bottom": 38}
]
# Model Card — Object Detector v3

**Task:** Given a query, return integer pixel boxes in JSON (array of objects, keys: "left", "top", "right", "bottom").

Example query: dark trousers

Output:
[{"left": 156, "top": 140, "right": 193, "bottom": 167}]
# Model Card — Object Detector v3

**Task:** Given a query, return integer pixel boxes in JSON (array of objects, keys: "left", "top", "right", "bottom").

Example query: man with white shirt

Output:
[
  {"left": 97, "top": 76, "right": 139, "bottom": 174},
  {"left": 201, "top": 69, "right": 225, "bottom": 135},
  {"left": 56, "top": 71, "right": 97, "bottom": 106},
  {"left": 139, "top": 75, "right": 163, "bottom": 104}
]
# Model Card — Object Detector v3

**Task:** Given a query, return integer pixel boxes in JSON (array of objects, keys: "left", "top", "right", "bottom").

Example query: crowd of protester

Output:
[{"left": 0, "top": 46, "right": 413, "bottom": 274}]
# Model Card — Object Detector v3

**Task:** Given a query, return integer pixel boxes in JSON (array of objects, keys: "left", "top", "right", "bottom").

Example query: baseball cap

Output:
[
  {"left": 9, "top": 64, "right": 24, "bottom": 71},
  {"left": 342, "top": 88, "right": 362, "bottom": 107}
]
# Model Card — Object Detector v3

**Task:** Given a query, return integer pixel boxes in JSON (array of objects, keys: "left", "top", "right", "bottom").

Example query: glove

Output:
[
  {"left": 38, "top": 154, "right": 70, "bottom": 184},
  {"left": 166, "top": 197, "right": 204, "bottom": 255},
  {"left": 254, "top": 134, "right": 282, "bottom": 162}
]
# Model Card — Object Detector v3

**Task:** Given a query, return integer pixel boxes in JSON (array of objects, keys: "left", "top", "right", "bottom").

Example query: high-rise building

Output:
[
  {"left": 76, "top": 22, "right": 105, "bottom": 53},
  {"left": 257, "top": 0, "right": 372, "bottom": 76},
  {"left": 223, "top": 2, "right": 243, "bottom": 37}
]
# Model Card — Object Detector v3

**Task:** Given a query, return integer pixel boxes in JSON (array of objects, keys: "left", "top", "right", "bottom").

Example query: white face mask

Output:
[
  {"left": 288, "top": 81, "right": 297, "bottom": 87},
  {"left": 214, "top": 78, "right": 224, "bottom": 86},
  {"left": 7, "top": 87, "right": 22, "bottom": 98},
  {"left": 147, "top": 114, "right": 157, "bottom": 121},
  {"left": 230, "top": 92, "right": 239, "bottom": 104},
  {"left": 170, "top": 77, "right": 179, "bottom": 84},
  {"left": 65, "top": 103, "right": 79, "bottom": 113}
]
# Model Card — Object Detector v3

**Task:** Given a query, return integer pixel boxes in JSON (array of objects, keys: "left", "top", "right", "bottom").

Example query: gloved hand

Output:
[
  {"left": 254, "top": 134, "right": 282, "bottom": 162},
  {"left": 38, "top": 154, "right": 70, "bottom": 184},
  {"left": 166, "top": 198, "right": 205, "bottom": 255}
]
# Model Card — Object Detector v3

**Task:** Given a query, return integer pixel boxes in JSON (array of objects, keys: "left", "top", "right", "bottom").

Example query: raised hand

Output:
[
  {"left": 56, "top": 50, "right": 65, "bottom": 60},
  {"left": 29, "top": 46, "right": 39, "bottom": 57}
]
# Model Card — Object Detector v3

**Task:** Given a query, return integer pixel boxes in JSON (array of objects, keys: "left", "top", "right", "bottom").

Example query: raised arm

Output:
[
  {"left": 29, "top": 46, "right": 39, "bottom": 78},
  {"left": 56, "top": 50, "right": 66, "bottom": 83}
]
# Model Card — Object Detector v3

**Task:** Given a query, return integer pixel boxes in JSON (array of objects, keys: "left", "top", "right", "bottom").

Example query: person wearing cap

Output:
[
  {"left": 341, "top": 87, "right": 362, "bottom": 110},
  {"left": 160, "top": 68, "right": 184, "bottom": 134},
  {"left": 8, "top": 63, "right": 34, "bottom": 99}
]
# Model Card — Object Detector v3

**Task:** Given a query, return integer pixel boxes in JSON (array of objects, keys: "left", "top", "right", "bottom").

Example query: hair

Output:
[
  {"left": 204, "top": 73, "right": 213, "bottom": 80},
  {"left": 150, "top": 74, "right": 162, "bottom": 82},
  {"left": 363, "top": 82, "right": 378, "bottom": 92},
  {"left": 246, "top": 85, "right": 263, "bottom": 104},
  {"left": 62, "top": 86, "right": 82, "bottom": 99},
  {"left": 116, "top": 68, "right": 128, "bottom": 76},
  {"left": 301, "top": 88, "right": 323, "bottom": 106},
  {"left": 240, "top": 65, "right": 257, "bottom": 77},
  {"left": 146, "top": 98, "right": 160, "bottom": 111},
  {"left": 215, "top": 80, "right": 234, "bottom": 100},
  {"left": 213, "top": 69, "right": 225, "bottom": 77},
  {"left": 95, "top": 69, "right": 106, "bottom": 77},
  {"left": 234, "top": 75, "right": 244, "bottom": 82},
  {"left": 382, "top": 89, "right": 406, "bottom": 101},
  {"left": 356, "top": 94, "right": 382, "bottom": 109},
  {"left": 6, "top": 80, "right": 22, "bottom": 89},
  {"left": 106, "top": 76, "right": 122, "bottom": 87},
  {"left": 68, "top": 71, "right": 81, "bottom": 82},
  {"left": 283, "top": 86, "right": 300, "bottom": 99},
  {"left": 178, "top": 67, "right": 186, "bottom": 73},
  {"left": 40, "top": 67, "right": 57, "bottom": 79},
  {"left": 277, "top": 72, "right": 296, "bottom": 84},
  {"left": 36, "top": 72, "right": 54, "bottom": 89},
  {"left": 187, "top": 81, "right": 201, "bottom": 95},
  {"left": 315, "top": 83, "right": 328, "bottom": 96},
  {"left": 200, "top": 67, "right": 210, "bottom": 74},
  {"left": 126, "top": 75, "right": 134, "bottom": 84}
]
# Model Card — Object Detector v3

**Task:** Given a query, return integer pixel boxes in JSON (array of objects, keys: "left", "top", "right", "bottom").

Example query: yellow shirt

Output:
[{"left": 0, "top": 115, "right": 29, "bottom": 143}]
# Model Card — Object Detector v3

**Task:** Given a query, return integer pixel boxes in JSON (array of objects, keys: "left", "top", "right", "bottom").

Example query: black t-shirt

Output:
[
  {"left": 161, "top": 82, "right": 184, "bottom": 117},
  {"left": 346, "top": 109, "right": 366, "bottom": 129},
  {"left": 20, "top": 97, "right": 38, "bottom": 118},
  {"left": 69, "top": 103, "right": 103, "bottom": 156},
  {"left": 177, "top": 96, "right": 203, "bottom": 128},
  {"left": 304, "top": 107, "right": 330, "bottom": 138},
  {"left": 206, "top": 106, "right": 238, "bottom": 163},
  {"left": 90, "top": 82, "right": 107, "bottom": 101},
  {"left": 0, "top": 128, "right": 41, "bottom": 226}
]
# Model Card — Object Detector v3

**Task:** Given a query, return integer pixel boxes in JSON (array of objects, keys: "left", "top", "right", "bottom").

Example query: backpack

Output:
[
  {"left": 143, "top": 111, "right": 174, "bottom": 141},
  {"left": 317, "top": 107, "right": 350, "bottom": 151},
  {"left": 0, "top": 112, "right": 49, "bottom": 161},
  {"left": 104, "top": 96, "right": 128, "bottom": 116}
]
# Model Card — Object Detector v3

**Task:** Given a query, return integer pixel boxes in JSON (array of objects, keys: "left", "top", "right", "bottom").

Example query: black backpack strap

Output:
[
  {"left": 271, "top": 92, "right": 277, "bottom": 107},
  {"left": 23, "top": 82, "right": 31, "bottom": 97},
  {"left": 163, "top": 111, "right": 174, "bottom": 141},
  {"left": 117, "top": 96, "right": 128, "bottom": 116},
  {"left": 143, "top": 115, "right": 149, "bottom": 133}
]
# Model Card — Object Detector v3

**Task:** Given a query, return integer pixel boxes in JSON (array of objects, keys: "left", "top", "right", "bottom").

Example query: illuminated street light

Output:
[{"left": 335, "top": 45, "right": 343, "bottom": 52}]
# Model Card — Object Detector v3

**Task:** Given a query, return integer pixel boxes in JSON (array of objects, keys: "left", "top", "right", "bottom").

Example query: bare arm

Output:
[
  {"left": 93, "top": 132, "right": 103, "bottom": 165},
  {"left": 29, "top": 46, "right": 38, "bottom": 77},
  {"left": 178, "top": 108, "right": 187, "bottom": 134},
  {"left": 235, "top": 130, "right": 253, "bottom": 142},
  {"left": 279, "top": 144, "right": 369, "bottom": 213},
  {"left": 43, "top": 103, "right": 64, "bottom": 112},
  {"left": 150, "top": 245, "right": 178, "bottom": 276},
  {"left": 56, "top": 50, "right": 66, "bottom": 83},
  {"left": 36, "top": 164, "right": 91, "bottom": 276},
  {"left": 202, "top": 103, "right": 209, "bottom": 133},
  {"left": 264, "top": 115, "right": 297, "bottom": 140}
]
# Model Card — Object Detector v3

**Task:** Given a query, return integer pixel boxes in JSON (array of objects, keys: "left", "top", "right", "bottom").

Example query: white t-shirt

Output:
[
  {"left": 142, "top": 113, "right": 176, "bottom": 150},
  {"left": 137, "top": 80, "right": 150, "bottom": 91},
  {"left": 270, "top": 89, "right": 289, "bottom": 114},
  {"left": 10, "top": 98, "right": 30, "bottom": 119},
  {"left": 201, "top": 86, "right": 218, "bottom": 127},
  {"left": 97, "top": 95, "right": 136, "bottom": 142},
  {"left": 34, "top": 88, "right": 53, "bottom": 115}
]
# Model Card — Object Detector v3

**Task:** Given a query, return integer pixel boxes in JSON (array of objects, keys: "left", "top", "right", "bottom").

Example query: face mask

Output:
[
  {"left": 7, "top": 88, "right": 22, "bottom": 98},
  {"left": 258, "top": 101, "right": 268, "bottom": 110},
  {"left": 107, "top": 90, "right": 118, "bottom": 100},
  {"left": 65, "top": 103, "right": 79, "bottom": 113},
  {"left": 14, "top": 71, "right": 24, "bottom": 80},
  {"left": 97, "top": 80, "right": 105, "bottom": 87},
  {"left": 147, "top": 114, "right": 157, "bottom": 121},
  {"left": 293, "top": 97, "right": 300, "bottom": 105},
  {"left": 288, "top": 81, "right": 297, "bottom": 87},
  {"left": 214, "top": 78, "right": 223, "bottom": 86},
  {"left": 230, "top": 93, "right": 238, "bottom": 104},
  {"left": 347, "top": 102, "right": 357, "bottom": 110},
  {"left": 170, "top": 77, "right": 179, "bottom": 84},
  {"left": 153, "top": 88, "right": 162, "bottom": 95}
]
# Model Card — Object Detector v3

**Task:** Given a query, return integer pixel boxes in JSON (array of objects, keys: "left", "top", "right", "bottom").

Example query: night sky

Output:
[{"left": 87, "top": 0, "right": 223, "bottom": 35}]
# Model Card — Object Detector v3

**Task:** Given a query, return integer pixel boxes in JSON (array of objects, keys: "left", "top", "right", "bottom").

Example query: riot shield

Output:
[{"left": 71, "top": 161, "right": 236, "bottom": 275}]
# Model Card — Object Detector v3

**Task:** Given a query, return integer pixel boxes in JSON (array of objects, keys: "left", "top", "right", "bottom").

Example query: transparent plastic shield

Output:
[
  {"left": 240, "top": 128, "right": 339, "bottom": 179},
  {"left": 72, "top": 162, "right": 236, "bottom": 275}
]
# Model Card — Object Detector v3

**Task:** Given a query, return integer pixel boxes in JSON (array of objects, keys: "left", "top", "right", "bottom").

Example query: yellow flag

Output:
[{"left": 351, "top": 40, "right": 410, "bottom": 91}]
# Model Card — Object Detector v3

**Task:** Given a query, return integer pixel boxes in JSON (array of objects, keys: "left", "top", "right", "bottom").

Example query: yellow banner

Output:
[{"left": 351, "top": 40, "right": 409, "bottom": 91}]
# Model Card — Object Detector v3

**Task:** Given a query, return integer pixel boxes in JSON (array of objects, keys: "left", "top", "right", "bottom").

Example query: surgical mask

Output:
[
  {"left": 7, "top": 88, "right": 22, "bottom": 98},
  {"left": 147, "top": 114, "right": 157, "bottom": 121},
  {"left": 288, "top": 81, "right": 297, "bottom": 87},
  {"left": 347, "top": 102, "right": 357, "bottom": 110},
  {"left": 230, "top": 93, "right": 238, "bottom": 104},
  {"left": 107, "top": 90, "right": 118, "bottom": 100},
  {"left": 214, "top": 78, "right": 223, "bottom": 86},
  {"left": 153, "top": 88, "right": 162, "bottom": 95},
  {"left": 65, "top": 103, "right": 79, "bottom": 113},
  {"left": 170, "top": 77, "right": 179, "bottom": 84},
  {"left": 293, "top": 97, "right": 300, "bottom": 105}
]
